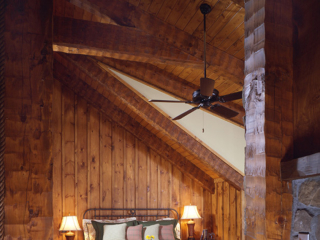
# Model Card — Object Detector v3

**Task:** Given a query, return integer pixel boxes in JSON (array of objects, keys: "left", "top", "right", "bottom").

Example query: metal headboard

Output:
[{"left": 83, "top": 208, "right": 179, "bottom": 220}]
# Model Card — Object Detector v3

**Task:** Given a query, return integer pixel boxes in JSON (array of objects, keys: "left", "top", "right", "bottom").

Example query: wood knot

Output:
[
  {"left": 20, "top": 115, "right": 27, "bottom": 122},
  {"left": 277, "top": 216, "right": 285, "bottom": 225}
]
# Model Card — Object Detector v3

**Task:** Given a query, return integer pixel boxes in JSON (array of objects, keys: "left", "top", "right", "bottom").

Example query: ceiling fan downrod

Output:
[
  {"left": 200, "top": 3, "right": 211, "bottom": 79},
  {"left": 148, "top": 3, "right": 242, "bottom": 121},
  {"left": 199, "top": 3, "right": 214, "bottom": 97}
]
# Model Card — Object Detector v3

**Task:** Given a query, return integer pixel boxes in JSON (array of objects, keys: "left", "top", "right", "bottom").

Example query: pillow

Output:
[
  {"left": 138, "top": 219, "right": 178, "bottom": 240},
  {"left": 159, "top": 225, "right": 174, "bottom": 240},
  {"left": 83, "top": 219, "right": 119, "bottom": 240},
  {"left": 86, "top": 223, "right": 96, "bottom": 240},
  {"left": 156, "top": 219, "right": 180, "bottom": 239},
  {"left": 127, "top": 224, "right": 143, "bottom": 240},
  {"left": 143, "top": 224, "right": 160, "bottom": 240},
  {"left": 103, "top": 223, "right": 127, "bottom": 240},
  {"left": 92, "top": 220, "right": 137, "bottom": 240},
  {"left": 83, "top": 218, "right": 138, "bottom": 240}
]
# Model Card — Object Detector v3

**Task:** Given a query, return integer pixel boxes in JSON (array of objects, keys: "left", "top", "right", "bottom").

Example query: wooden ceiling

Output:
[{"left": 52, "top": 0, "right": 245, "bottom": 190}]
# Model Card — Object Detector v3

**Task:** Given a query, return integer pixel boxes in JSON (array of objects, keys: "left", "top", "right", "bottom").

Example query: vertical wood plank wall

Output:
[{"left": 52, "top": 80, "right": 242, "bottom": 240}]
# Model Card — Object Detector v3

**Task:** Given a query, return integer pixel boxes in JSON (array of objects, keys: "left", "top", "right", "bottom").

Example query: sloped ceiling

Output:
[
  {"left": 105, "top": 66, "right": 245, "bottom": 174},
  {"left": 52, "top": 0, "right": 245, "bottom": 190}
]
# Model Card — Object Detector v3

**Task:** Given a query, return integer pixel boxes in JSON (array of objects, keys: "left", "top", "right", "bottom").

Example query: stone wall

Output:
[{"left": 291, "top": 176, "right": 320, "bottom": 240}]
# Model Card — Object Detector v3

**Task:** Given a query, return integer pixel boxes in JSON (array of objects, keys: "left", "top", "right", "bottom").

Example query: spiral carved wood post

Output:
[{"left": 0, "top": 0, "right": 5, "bottom": 239}]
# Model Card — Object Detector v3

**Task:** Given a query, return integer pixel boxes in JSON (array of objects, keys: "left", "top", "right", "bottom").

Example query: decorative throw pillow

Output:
[
  {"left": 138, "top": 219, "right": 178, "bottom": 240},
  {"left": 156, "top": 219, "right": 180, "bottom": 239},
  {"left": 159, "top": 225, "right": 174, "bottom": 240},
  {"left": 83, "top": 218, "right": 137, "bottom": 240},
  {"left": 92, "top": 220, "right": 137, "bottom": 240},
  {"left": 127, "top": 224, "right": 143, "bottom": 240},
  {"left": 83, "top": 219, "right": 93, "bottom": 240},
  {"left": 143, "top": 224, "right": 160, "bottom": 240},
  {"left": 103, "top": 223, "right": 127, "bottom": 240},
  {"left": 174, "top": 223, "right": 180, "bottom": 239},
  {"left": 86, "top": 223, "right": 96, "bottom": 240}
]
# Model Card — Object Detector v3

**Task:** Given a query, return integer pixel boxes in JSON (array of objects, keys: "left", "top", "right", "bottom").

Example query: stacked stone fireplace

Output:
[{"left": 291, "top": 176, "right": 320, "bottom": 239}]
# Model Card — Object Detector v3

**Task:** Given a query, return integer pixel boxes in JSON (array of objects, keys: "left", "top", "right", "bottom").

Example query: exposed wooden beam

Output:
[
  {"left": 54, "top": 52, "right": 243, "bottom": 190},
  {"left": 67, "top": 0, "right": 119, "bottom": 25},
  {"left": 68, "top": 0, "right": 244, "bottom": 86},
  {"left": 232, "top": 0, "right": 244, "bottom": 8},
  {"left": 53, "top": 16, "right": 203, "bottom": 68},
  {"left": 53, "top": 54, "right": 216, "bottom": 193},
  {"left": 281, "top": 153, "right": 320, "bottom": 180},
  {"left": 97, "top": 57, "right": 245, "bottom": 126}
]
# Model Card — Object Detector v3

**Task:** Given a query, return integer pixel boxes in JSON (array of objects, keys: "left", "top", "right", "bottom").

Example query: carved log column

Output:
[
  {"left": 4, "top": 0, "right": 53, "bottom": 239},
  {"left": 244, "top": 0, "right": 294, "bottom": 239},
  {"left": 0, "top": 0, "right": 5, "bottom": 239}
]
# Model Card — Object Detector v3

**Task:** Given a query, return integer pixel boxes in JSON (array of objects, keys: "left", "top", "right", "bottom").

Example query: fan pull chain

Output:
[{"left": 202, "top": 111, "right": 205, "bottom": 133}]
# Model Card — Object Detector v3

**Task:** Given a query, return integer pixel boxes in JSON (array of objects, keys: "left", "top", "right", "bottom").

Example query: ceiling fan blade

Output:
[
  {"left": 172, "top": 106, "right": 200, "bottom": 120},
  {"left": 149, "top": 99, "right": 189, "bottom": 103},
  {"left": 219, "top": 91, "right": 242, "bottom": 103},
  {"left": 210, "top": 104, "right": 239, "bottom": 118},
  {"left": 200, "top": 78, "right": 215, "bottom": 97}
]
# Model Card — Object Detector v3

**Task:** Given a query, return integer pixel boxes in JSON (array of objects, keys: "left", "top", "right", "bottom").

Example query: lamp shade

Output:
[
  {"left": 181, "top": 205, "right": 201, "bottom": 220},
  {"left": 59, "top": 216, "right": 82, "bottom": 232}
]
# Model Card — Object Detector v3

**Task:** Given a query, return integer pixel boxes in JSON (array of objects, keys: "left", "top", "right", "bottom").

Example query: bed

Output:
[{"left": 82, "top": 208, "right": 180, "bottom": 240}]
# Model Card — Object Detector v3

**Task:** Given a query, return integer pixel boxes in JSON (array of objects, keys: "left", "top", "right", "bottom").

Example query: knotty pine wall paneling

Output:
[
  {"left": 52, "top": 80, "right": 242, "bottom": 240},
  {"left": 211, "top": 181, "right": 242, "bottom": 240}
]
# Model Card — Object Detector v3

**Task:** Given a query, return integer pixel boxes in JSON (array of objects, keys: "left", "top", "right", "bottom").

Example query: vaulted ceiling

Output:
[{"left": 52, "top": 0, "right": 245, "bottom": 191}]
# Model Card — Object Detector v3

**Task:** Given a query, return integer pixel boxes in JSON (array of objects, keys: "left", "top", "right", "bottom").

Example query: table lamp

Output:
[
  {"left": 181, "top": 205, "right": 201, "bottom": 240},
  {"left": 59, "top": 215, "right": 82, "bottom": 240}
]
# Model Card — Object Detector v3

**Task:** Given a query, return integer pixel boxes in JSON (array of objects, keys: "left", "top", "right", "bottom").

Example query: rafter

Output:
[
  {"left": 68, "top": 0, "right": 244, "bottom": 86},
  {"left": 53, "top": 53, "right": 217, "bottom": 193},
  {"left": 54, "top": 52, "right": 244, "bottom": 189},
  {"left": 53, "top": 16, "right": 203, "bottom": 68},
  {"left": 96, "top": 57, "right": 245, "bottom": 126}
]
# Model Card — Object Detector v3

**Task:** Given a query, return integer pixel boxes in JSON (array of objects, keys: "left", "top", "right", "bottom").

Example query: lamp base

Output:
[
  {"left": 65, "top": 231, "right": 75, "bottom": 240},
  {"left": 187, "top": 220, "right": 195, "bottom": 240}
]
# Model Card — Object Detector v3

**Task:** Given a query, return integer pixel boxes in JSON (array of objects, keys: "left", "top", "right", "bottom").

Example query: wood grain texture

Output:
[
  {"left": 4, "top": 0, "right": 53, "bottom": 239},
  {"left": 293, "top": 0, "right": 320, "bottom": 159},
  {"left": 264, "top": 0, "right": 294, "bottom": 237},
  {"left": 70, "top": 0, "right": 244, "bottom": 86},
  {"left": 53, "top": 78, "right": 63, "bottom": 240},
  {"left": 209, "top": 181, "right": 242, "bottom": 240},
  {"left": 54, "top": 56, "right": 219, "bottom": 194},
  {"left": 54, "top": 53, "right": 243, "bottom": 190},
  {"left": 52, "top": 79, "right": 242, "bottom": 239},
  {"left": 53, "top": 17, "right": 202, "bottom": 67},
  {"left": 281, "top": 152, "right": 320, "bottom": 180},
  {"left": 243, "top": 0, "right": 294, "bottom": 238}
]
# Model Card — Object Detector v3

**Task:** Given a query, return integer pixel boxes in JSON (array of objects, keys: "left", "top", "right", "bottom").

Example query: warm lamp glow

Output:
[
  {"left": 181, "top": 205, "right": 201, "bottom": 220},
  {"left": 182, "top": 205, "right": 201, "bottom": 240},
  {"left": 59, "top": 215, "right": 81, "bottom": 240},
  {"left": 59, "top": 216, "right": 81, "bottom": 231}
]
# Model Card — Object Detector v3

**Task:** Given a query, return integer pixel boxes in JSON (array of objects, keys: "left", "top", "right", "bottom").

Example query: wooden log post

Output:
[
  {"left": 243, "top": 0, "right": 294, "bottom": 239},
  {"left": 4, "top": 0, "right": 53, "bottom": 239},
  {"left": 0, "top": 0, "right": 5, "bottom": 239}
]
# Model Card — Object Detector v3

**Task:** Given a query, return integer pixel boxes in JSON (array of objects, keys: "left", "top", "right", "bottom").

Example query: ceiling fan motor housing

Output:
[{"left": 200, "top": 77, "right": 215, "bottom": 97}]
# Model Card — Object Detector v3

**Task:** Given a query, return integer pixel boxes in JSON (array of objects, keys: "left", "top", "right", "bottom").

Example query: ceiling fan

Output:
[{"left": 149, "top": 3, "right": 242, "bottom": 121}]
